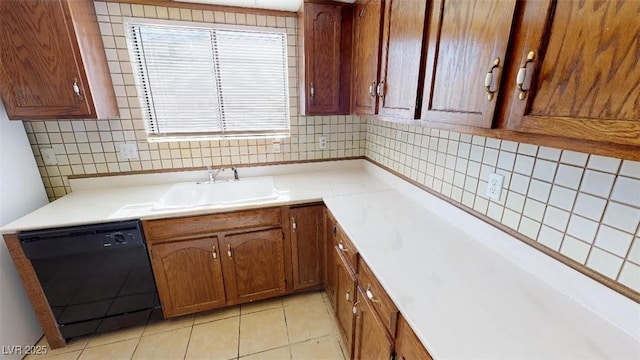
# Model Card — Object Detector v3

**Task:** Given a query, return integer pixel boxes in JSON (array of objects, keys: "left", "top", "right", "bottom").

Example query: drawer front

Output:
[
  {"left": 143, "top": 207, "right": 282, "bottom": 243},
  {"left": 357, "top": 258, "right": 398, "bottom": 337},
  {"left": 334, "top": 226, "right": 358, "bottom": 273}
]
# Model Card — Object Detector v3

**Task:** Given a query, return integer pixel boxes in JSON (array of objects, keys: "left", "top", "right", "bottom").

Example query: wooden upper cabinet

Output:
[
  {"left": 505, "top": 0, "right": 640, "bottom": 146},
  {"left": 149, "top": 237, "right": 226, "bottom": 318},
  {"left": 377, "top": 0, "right": 428, "bottom": 119},
  {"left": 352, "top": 0, "right": 384, "bottom": 116},
  {"left": 290, "top": 205, "right": 325, "bottom": 291},
  {"left": 420, "top": 0, "right": 517, "bottom": 128},
  {"left": 300, "top": 1, "right": 353, "bottom": 115},
  {"left": 0, "top": 0, "right": 118, "bottom": 120},
  {"left": 353, "top": 287, "right": 394, "bottom": 360},
  {"left": 220, "top": 229, "right": 286, "bottom": 304}
]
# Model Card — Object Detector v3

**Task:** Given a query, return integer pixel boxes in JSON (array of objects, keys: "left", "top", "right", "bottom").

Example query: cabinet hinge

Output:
[{"left": 390, "top": 353, "right": 396, "bottom": 360}]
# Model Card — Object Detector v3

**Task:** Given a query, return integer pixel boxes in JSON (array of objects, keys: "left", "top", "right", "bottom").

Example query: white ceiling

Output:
[{"left": 172, "top": 0, "right": 354, "bottom": 12}]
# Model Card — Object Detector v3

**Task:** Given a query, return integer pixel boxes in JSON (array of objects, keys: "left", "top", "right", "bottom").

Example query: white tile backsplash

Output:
[
  {"left": 366, "top": 118, "right": 639, "bottom": 291},
  {"left": 618, "top": 262, "right": 640, "bottom": 290}
]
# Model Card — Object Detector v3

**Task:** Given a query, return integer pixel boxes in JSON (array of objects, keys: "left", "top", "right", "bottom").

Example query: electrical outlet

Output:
[
  {"left": 41, "top": 147, "right": 58, "bottom": 165},
  {"left": 272, "top": 139, "right": 281, "bottom": 153},
  {"left": 318, "top": 136, "right": 327, "bottom": 150},
  {"left": 118, "top": 143, "right": 138, "bottom": 160},
  {"left": 486, "top": 173, "right": 504, "bottom": 200}
]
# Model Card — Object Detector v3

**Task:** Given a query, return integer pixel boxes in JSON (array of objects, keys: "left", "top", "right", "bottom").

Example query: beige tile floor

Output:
[{"left": 26, "top": 291, "right": 348, "bottom": 360}]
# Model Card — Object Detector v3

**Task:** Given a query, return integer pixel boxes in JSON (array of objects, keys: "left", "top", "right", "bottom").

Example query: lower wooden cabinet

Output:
[
  {"left": 220, "top": 229, "right": 286, "bottom": 304},
  {"left": 353, "top": 287, "right": 394, "bottom": 360},
  {"left": 395, "top": 316, "right": 433, "bottom": 360},
  {"left": 325, "top": 211, "right": 338, "bottom": 309},
  {"left": 335, "top": 249, "right": 357, "bottom": 358},
  {"left": 149, "top": 236, "right": 226, "bottom": 318},
  {"left": 290, "top": 205, "right": 325, "bottom": 291}
]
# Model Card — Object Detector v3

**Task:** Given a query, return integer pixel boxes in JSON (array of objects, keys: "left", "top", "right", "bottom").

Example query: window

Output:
[{"left": 124, "top": 19, "right": 290, "bottom": 141}]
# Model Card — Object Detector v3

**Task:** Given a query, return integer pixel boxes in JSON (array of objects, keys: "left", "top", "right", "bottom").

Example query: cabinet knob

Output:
[
  {"left": 376, "top": 81, "right": 385, "bottom": 98},
  {"left": 310, "top": 83, "right": 315, "bottom": 98},
  {"left": 369, "top": 81, "right": 377, "bottom": 98},
  {"left": 72, "top": 78, "right": 84, "bottom": 100},
  {"left": 212, "top": 245, "right": 217, "bottom": 260},
  {"left": 516, "top": 51, "right": 535, "bottom": 100},
  {"left": 227, "top": 244, "right": 232, "bottom": 258},
  {"left": 366, "top": 285, "right": 381, "bottom": 304},
  {"left": 484, "top": 57, "right": 500, "bottom": 101}
]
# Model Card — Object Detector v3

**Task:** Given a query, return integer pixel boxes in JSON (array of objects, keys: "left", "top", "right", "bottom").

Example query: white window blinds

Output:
[{"left": 125, "top": 19, "right": 290, "bottom": 141}]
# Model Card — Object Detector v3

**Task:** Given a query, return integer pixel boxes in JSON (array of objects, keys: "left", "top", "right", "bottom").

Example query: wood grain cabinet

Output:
[
  {"left": 419, "top": 0, "right": 517, "bottom": 128},
  {"left": 220, "top": 229, "right": 286, "bottom": 304},
  {"left": 353, "top": 287, "right": 394, "bottom": 360},
  {"left": 290, "top": 205, "right": 325, "bottom": 291},
  {"left": 394, "top": 316, "right": 433, "bottom": 360},
  {"left": 335, "top": 249, "right": 357, "bottom": 358},
  {"left": 299, "top": 1, "right": 353, "bottom": 115},
  {"left": 352, "top": 0, "right": 384, "bottom": 115},
  {"left": 325, "top": 210, "right": 338, "bottom": 309},
  {"left": 376, "top": 0, "right": 429, "bottom": 119},
  {"left": 148, "top": 237, "right": 226, "bottom": 318},
  {"left": 504, "top": 0, "right": 640, "bottom": 146},
  {"left": 0, "top": 0, "right": 118, "bottom": 120}
]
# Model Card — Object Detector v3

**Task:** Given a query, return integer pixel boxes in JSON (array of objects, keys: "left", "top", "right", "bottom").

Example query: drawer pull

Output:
[
  {"left": 366, "top": 285, "right": 380, "bottom": 304},
  {"left": 338, "top": 243, "right": 348, "bottom": 252},
  {"left": 484, "top": 57, "right": 500, "bottom": 101},
  {"left": 516, "top": 51, "right": 535, "bottom": 100}
]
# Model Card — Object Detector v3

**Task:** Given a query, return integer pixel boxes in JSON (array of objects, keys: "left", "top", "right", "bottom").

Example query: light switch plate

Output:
[
  {"left": 41, "top": 147, "right": 58, "bottom": 165},
  {"left": 487, "top": 173, "right": 504, "bottom": 200},
  {"left": 272, "top": 139, "right": 281, "bottom": 153},
  {"left": 118, "top": 143, "right": 138, "bottom": 160}
]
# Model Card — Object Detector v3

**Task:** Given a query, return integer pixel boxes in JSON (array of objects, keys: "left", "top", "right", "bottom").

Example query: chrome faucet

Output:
[{"left": 206, "top": 166, "right": 224, "bottom": 183}]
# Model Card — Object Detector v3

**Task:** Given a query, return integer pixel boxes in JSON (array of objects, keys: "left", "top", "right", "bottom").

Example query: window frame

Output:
[{"left": 123, "top": 17, "right": 291, "bottom": 142}]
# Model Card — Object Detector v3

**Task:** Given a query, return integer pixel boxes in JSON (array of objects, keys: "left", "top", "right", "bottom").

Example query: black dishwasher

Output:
[{"left": 20, "top": 220, "right": 160, "bottom": 340}]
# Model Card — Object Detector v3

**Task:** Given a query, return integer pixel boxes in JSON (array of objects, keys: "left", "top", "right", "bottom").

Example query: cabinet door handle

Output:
[
  {"left": 484, "top": 57, "right": 500, "bottom": 101},
  {"left": 338, "top": 242, "right": 348, "bottom": 252},
  {"left": 345, "top": 288, "right": 352, "bottom": 302},
  {"left": 516, "top": 51, "right": 535, "bottom": 100},
  {"left": 352, "top": 300, "right": 359, "bottom": 315},
  {"left": 227, "top": 244, "right": 232, "bottom": 258},
  {"left": 212, "top": 245, "right": 217, "bottom": 260},
  {"left": 369, "top": 81, "right": 377, "bottom": 97},
  {"left": 72, "top": 78, "right": 84, "bottom": 100},
  {"left": 366, "top": 285, "right": 381, "bottom": 304},
  {"left": 376, "top": 81, "right": 385, "bottom": 98},
  {"left": 310, "top": 83, "right": 315, "bottom": 98},
  {"left": 292, "top": 217, "right": 297, "bottom": 231}
]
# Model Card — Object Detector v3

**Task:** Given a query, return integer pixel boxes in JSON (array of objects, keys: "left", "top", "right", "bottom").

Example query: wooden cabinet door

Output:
[
  {"left": 419, "top": 0, "right": 517, "bottom": 128},
  {"left": 352, "top": 0, "right": 384, "bottom": 115},
  {"left": 325, "top": 212, "right": 338, "bottom": 310},
  {"left": 291, "top": 205, "right": 325, "bottom": 291},
  {"left": 304, "top": 3, "right": 343, "bottom": 115},
  {"left": 149, "top": 237, "right": 226, "bottom": 318},
  {"left": 377, "top": 0, "right": 428, "bottom": 119},
  {"left": 0, "top": 0, "right": 92, "bottom": 118},
  {"left": 220, "top": 229, "right": 286, "bottom": 304},
  {"left": 353, "top": 287, "right": 394, "bottom": 360},
  {"left": 395, "top": 316, "right": 432, "bottom": 360},
  {"left": 335, "top": 249, "right": 357, "bottom": 358},
  {"left": 505, "top": 0, "right": 640, "bottom": 146}
]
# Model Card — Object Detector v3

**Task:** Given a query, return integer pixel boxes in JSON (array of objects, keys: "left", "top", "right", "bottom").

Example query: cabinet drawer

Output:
[
  {"left": 334, "top": 226, "right": 358, "bottom": 273},
  {"left": 143, "top": 207, "right": 282, "bottom": 243},
  {"left": 357, "top": 258, "right": 398, "bottom": 337}
]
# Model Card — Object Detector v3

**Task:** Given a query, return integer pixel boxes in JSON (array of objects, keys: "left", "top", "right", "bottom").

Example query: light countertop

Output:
[{"left": 2, "top": 160, "right": 639, "bottom": 358}]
